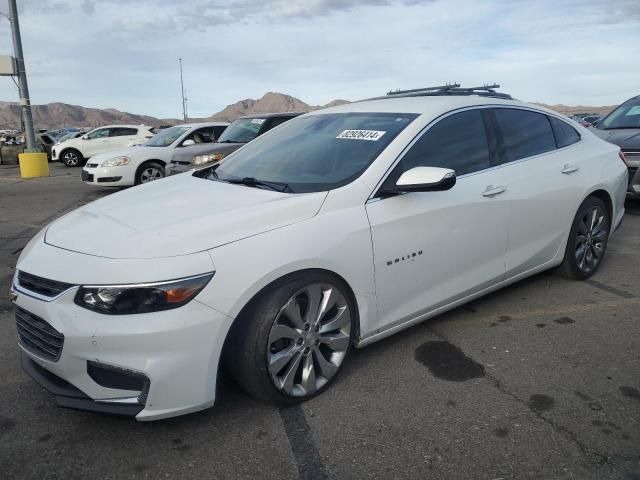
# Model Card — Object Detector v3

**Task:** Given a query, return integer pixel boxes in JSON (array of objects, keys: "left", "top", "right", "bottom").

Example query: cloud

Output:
[{"left": 0, "top": 0, "right": 638, "bottom": 118}]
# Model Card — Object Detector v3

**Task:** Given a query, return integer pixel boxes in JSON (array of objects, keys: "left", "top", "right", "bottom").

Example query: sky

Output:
[{"left": 0, "top": 0, "right": 638, "bottom": 119}]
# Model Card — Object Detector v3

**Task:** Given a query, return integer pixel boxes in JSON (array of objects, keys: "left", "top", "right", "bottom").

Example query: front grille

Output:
[
  {"left": 86, "top": 163, "right": 99, "bottom": 168},
  {"left": 622, "top": 150, "right": 640, "bottom": 161},
  {"left": 15, "top": 306, "right": 64, "bottom": 362},
  {"left": 17, "top": 271, "right": 73, "bottom": 299},
  {"left": 629, "top": 167, "right": 638, "bottom": 186}
]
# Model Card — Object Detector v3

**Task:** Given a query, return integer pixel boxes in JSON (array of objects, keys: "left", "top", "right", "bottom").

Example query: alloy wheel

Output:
[
  {"left": 63, "top": 151, "right": 79, "bottom": 166},
  {"left": 140, "top": 167, "right": 163, "bottom": 183},
  {"left": 267, "top": 283, "right": 351, "bottom": 397},
  {"left": 575, "top": 205, "right": 607, "bottom": 273}
]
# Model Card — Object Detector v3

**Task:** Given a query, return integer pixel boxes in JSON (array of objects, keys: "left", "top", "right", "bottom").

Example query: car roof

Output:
[
  {"left": 93, "top": 124, "right": 154, "bottom": 129},
  {"left": 238, "top": 112, "right": 304, "bottom": 120},
  {"left": 173, "top": 122, "right": 230, "bottom": 128}
]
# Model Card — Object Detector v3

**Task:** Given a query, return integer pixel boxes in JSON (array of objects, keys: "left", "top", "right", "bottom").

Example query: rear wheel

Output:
[
  {"left": 135, "top": 161, "right": 165, "bottom": 185},
  {"left": 61, "top": 149, "right": 83, "bottom": 167},
  {"left": 559, "top": 196, "right": 610, "bottom": 280},
  {"left": 226, "top": 272, "right": 355, "bottom": 405}
]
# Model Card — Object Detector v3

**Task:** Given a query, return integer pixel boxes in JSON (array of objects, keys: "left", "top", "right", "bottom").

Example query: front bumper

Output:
[
  {"left": 12, "top": 278, "right": 232, "bottom": 421},
  {"left": 626, "top": 161, "right": 639, "bottom": 198},
  {"left": 81, "top": 166, "right": 130, "bottom": 186},
  {"left": 166, "top": 161, "right": 193, "bottom": 176}
]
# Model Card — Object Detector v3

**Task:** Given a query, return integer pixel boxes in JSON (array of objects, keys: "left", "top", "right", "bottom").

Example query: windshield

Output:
[
  {"left": 144, "top": 126, "right": 190, "bottom": 147},
  {"left": 217, "top": 118, "right": 266, "bottom": 143},
  {"left": 209, "top": 112, "right": 418, "bottom": 193},
  {"left": 597, "top": 97, "right": 640, "bottom": 130}
]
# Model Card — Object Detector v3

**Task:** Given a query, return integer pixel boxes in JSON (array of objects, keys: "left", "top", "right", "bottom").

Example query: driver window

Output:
[
  {"left": 184, "top": 127, "right": 215, "bottom": 145},
  {"left": 393, "top": 109, "right": 491, "bottom": 181},
  {"left": 87, "top": 128, "right": 109, "bottom": 140}
]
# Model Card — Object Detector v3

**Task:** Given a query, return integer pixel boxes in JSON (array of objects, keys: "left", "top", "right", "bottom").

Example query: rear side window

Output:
[
  {"left": 110, "top": 128, "right": 138, "bottom": 137},
  {"left": 494, "top": 109, "right": 556, "bottom": 162},
  {"left": 266, "top": 116, "right": 294, "bottom": 131},
  {"left": 397, "top": 109, "right": 491, "bottom": 176},
  {"left": 549, "top": 116, "right": 581, "bottom": 148}
]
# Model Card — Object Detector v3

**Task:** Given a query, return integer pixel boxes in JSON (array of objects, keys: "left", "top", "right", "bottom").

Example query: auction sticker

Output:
[{"left": 336, "top": 129, "right": 386, "bottom": 141}]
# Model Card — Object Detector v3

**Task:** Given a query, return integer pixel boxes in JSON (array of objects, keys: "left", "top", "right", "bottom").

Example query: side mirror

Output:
[
  {"left": 182, "top": 139, "right": 196, "bottom": 147},
  {"left": 391, "top": 166, "right": 456, "bottom": 193},
  {"left": 81, "top": 135, "right": 88, "bottom": 140}
]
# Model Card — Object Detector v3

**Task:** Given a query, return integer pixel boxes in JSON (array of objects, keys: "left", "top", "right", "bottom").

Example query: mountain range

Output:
[
  {"left": 0, "top": 93, "right": 349, "bottom": 130},
  {"left": 0, "top": 92, "right": 615, "bottom": 130}
]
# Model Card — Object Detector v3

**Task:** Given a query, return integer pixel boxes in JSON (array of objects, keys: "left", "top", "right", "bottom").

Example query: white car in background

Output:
[
  {"left": 53, "top": 125, "right": 156, "bottom": 167},
  {"left": 81, "top": 122, "right": 229, "bottom": 186},
  {"left": 12, "top": 86, "right": 627, "bottom": 420}
]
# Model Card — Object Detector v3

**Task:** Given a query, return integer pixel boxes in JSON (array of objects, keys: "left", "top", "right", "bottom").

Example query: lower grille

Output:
[
  {"left": 81, "top": 170, "right": 94, "bottom": 182},
  {"left": 18, "top": 271, "right": 74, "bottom": 299},
  {"left": 15, "top": 307, "right": 64, "bottom": 362}
]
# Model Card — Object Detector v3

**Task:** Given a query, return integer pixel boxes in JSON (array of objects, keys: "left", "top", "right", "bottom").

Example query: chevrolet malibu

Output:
[{"left": 11, "top": 86, "right": 627, "bottom": 421}]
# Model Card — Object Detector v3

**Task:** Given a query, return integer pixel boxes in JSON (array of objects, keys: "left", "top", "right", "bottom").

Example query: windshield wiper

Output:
[
  {"left": 225, "top": 176, "right": 293, "bottom": 193},
  {"left": 217, "top": 140, "right": 246, "bottom": 144}
]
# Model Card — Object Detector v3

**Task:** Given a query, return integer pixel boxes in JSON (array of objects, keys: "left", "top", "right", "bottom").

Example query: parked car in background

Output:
[
  {"left": 37, "top": 132, "right": 57, "bottom": 160},
  {"left": 53, "top": 125, "right": 155, "bottom": 167},
  {"left": 591, "top": 95, "right": 640, "bottom": 198},
  {"left": 166, "top": 112, "right": 301, "bottom": 175},
  {"left": 579, "top": 115, "right": 602, "bottom": 127},
  {"left": 11, "top": 86, "right": 627, "bottom": 420},
  {"left": 81, "top": 122, "right": 228, "bottom": 186}
]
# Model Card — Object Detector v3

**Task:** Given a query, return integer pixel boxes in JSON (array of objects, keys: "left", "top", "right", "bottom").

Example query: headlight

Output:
[
  {"left": 74, "top": 273, "right": 214, "bottom": 315},
  {"left": 102, "top": 156, "right": 130, "bottom": 167},
  {"left": 193, "top": 153, "right": 225, "bottom": 165}
]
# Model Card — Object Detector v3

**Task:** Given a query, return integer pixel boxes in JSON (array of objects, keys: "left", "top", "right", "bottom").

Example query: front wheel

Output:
[
  {"left": 559, "top": 196, "right": 610, "bottom": 280},
  {"left": 135, "top": 161, "right": 165, "bottom": 185},
  {"left": 226, "top": 272, "right": 355, "bottom": 405},
  {"left": 61, "top": 149, "right": 83, "bottom": 167}
]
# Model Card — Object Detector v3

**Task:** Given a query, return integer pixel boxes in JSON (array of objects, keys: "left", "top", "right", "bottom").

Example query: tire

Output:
[
  {"left": 135, "top": 161, "right": 165, "bottom": 185},
  {"left": 559, "top": 196, "right": 610, "bottom": 280},
  {"left": 60, "top": 149, "right": 83, "bottom": 167},
  {"left": 225, "top": 271, "right": 356, "bottom": 405}
]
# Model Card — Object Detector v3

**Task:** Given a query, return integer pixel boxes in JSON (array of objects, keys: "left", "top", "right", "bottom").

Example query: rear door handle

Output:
[
  {"left": 561, "top": 164, "right": 580, "bottom": 174},
  {"left": 482, "top": 185, "right": 507, "bottom": 197}
]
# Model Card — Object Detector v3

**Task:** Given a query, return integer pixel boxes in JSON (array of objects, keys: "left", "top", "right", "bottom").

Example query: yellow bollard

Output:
[{"left": 18, "top": 152, "right": 49, "bottom": 178}]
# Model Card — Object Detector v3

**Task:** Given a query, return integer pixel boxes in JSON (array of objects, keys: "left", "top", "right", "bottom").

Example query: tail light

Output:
[{"left": 619, "top": 150, "right": 629, "bottom": 167}]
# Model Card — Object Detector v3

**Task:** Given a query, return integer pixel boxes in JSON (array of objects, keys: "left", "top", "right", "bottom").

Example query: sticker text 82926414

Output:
[{"left": 336, "top": 130, "right": 386, "bottom": 141}]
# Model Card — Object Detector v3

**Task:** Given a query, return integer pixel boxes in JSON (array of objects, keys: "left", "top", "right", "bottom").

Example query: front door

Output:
[{"left": 366, "top": 109, "right": 510, "bottom": 333}]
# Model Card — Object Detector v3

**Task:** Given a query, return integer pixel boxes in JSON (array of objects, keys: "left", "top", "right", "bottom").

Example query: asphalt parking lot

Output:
[{"left": 1, "top": 163, "right": 639, "bottom": 480}]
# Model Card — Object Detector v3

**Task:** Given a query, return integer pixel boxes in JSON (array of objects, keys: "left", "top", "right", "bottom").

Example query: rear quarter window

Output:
[
  {"left": 549, "top": 116, "right": 581, "bottom": 148},
  {"left": 494, "top": 109, "right": 556, "bottom": 163}
]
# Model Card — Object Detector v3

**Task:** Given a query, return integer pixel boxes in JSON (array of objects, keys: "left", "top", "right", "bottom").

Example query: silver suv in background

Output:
[{"left": 166, "top": 112, "right": 302, "bottom": 175}]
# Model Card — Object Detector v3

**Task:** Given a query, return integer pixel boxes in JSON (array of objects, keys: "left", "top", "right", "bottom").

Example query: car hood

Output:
[
  {"left": 45, "top": 174, "right": 328, "bottom": 259},
  {"left": 590, "top": 127, "right": 640, "bottom": 149}
]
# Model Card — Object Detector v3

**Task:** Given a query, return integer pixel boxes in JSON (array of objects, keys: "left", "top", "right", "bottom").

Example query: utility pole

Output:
[
  {"left": 179, "top": 58, "right": 187, "bottom": 123},
  {"left": 8, "top": 0, "right": 36, "bottom": 150}
]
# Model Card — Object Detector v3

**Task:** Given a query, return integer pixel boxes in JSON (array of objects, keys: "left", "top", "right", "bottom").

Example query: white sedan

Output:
[
  {"left": 12, "top": 87, "right": 627, "bottom": 420},
  {"left": 81, "top": 122, "right": 228, "bottom": 186}
]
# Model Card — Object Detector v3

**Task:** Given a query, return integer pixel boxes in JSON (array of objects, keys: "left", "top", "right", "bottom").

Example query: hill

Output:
[{"left": 0, "top": 93, "right": 350, "bottom": 130}]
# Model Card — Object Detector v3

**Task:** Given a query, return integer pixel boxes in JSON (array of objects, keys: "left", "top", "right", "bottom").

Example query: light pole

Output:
[
  {"left": 8, "top": 0, "right": 36, "bottom": 151},
  {"left": 179, "top": 58, "right": 188, "bottom": 123}
]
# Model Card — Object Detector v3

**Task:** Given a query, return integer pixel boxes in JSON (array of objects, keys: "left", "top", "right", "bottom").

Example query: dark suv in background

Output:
[
  {"left": 166, "top": 112, "right": 302, "bottom": 175},
  {"left": 591, "top": 95, "right": 640, "bottom": 198}
]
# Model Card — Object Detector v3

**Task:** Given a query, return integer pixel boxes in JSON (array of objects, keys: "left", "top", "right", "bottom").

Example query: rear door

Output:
[
  {"left": 366, "top": 109, "right": 510, "bottom": 332},
  {"left": 490, "top": 108, "right": 584, "bottom": 276},
  {"left": 109, "top": 127, "right": 140, "bottom": 149}
]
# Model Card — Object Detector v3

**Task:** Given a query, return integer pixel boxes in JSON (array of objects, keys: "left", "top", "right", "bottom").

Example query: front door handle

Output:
[
  {"left": 482, "top": 185, "right": 507, "bottom": 197},
  {"left": 561, "top": 164, "right": 580, "bottom": 174}
]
